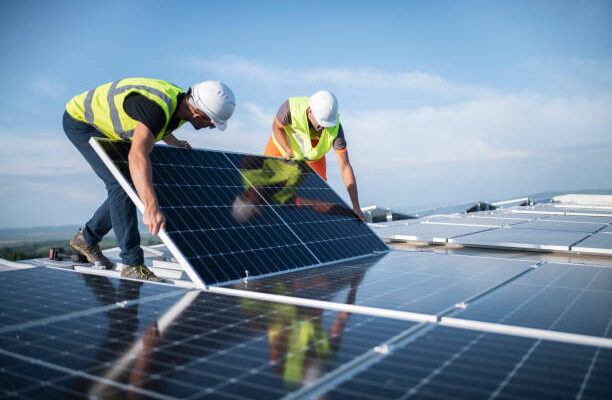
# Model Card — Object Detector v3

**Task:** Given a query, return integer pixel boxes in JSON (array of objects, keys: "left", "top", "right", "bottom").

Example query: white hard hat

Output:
[
  {"left": 309, "top": 90, "right": 338, "bottom": 128},
  {"left": 191, "top": 81, "right": 236, "bottom": 131}
]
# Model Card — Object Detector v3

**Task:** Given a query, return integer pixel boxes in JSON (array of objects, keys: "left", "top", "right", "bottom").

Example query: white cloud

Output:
[
  {"left": 0, "top": 133, "right": 90, "bottom": 176},
  {"left": 185, "top": 55, "right": 496, "bottom": 98},
  {"left": 28, "top": 76, "right": 67, "bottom": 100},
  {"left": 341, "top": 93, "right": 612, "bottom": 172}
]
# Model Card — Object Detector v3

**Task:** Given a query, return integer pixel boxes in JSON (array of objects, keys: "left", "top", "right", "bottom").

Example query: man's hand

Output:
[
  {"left": 171, "top": 139, "right": 191, "bottom": 150},
  {"left": 353, "top": 206, "right": 367, "bottom": 222},
  {"left": 162, "top": 134, "right": 191, "bottom": 150},
  {"left": 143, "top": 205, "right": 166, "bottom": 235}
]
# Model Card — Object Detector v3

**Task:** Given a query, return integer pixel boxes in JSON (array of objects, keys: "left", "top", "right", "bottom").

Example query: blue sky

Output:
[{"left": 1, "top": 0, "right": 611, "bottom": 228}]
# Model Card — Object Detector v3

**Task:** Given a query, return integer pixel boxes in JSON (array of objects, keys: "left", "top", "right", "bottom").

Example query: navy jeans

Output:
[{"left": 63, "top": 111, "right": 144, "bottom": 266}]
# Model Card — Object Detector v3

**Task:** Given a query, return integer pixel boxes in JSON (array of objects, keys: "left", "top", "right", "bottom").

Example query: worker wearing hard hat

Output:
[
  {"left": 264, "top": 91, "right": 365, "bottom": 221},
  {"left": 63, "top": 78, "right": 235, "bottom": 281}
]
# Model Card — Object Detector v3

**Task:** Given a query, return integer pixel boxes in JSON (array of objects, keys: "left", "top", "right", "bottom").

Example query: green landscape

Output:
[{"left": 0, "top": 225, "right": 161, "bottom": 261}]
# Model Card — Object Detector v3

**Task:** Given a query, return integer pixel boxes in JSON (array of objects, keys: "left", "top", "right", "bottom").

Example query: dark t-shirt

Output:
[
  {"left": 122, "top": 92, "right": 185, "bottom": 138},
  {"left": 275, "top": 100, "right": 346, "bottom": 151}
]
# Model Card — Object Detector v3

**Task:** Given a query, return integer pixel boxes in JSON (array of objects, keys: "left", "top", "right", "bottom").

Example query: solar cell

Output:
[
  {"left": 227, "top": 250, "right": 536, "bottom": 315},
  {"left": 90, "top": 139, "right": 386, "bottom": 287},
  {"left": 313, "top": 326, "right": 612, "bottom": 400}
]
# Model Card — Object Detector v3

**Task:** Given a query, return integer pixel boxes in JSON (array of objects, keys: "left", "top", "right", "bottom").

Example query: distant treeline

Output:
[{"left": 0, "top": 237, "right": 162, "bottom": 262}]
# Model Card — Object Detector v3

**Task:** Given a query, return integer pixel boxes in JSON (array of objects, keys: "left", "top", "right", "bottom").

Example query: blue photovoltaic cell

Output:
[
  {"left": 320, "top": 326, "right": 612, "bottom": 400},
  {"left": 228, "top": 250, "right": 536, "bottom": 315},
  {"left": 455, "top": 262, "right": 612, "bottom": 337},
  {"left": 0, "top": 268, "right": 413, "bottom": 399},
  {"left": 93, "top": 139, "right": 386, "bottom": 285}
]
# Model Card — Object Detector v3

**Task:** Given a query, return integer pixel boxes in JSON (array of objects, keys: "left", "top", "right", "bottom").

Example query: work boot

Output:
[
  {"left": 121, "top": 265, "right": 164, "bottom": 282},
  {"left": 69, "top": 230, "right": 114, "bottom": 269}
]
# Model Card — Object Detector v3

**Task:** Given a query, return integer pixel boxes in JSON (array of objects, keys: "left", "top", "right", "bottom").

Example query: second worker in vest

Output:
[
  {"left": 264, "top": 91, "right": 366, "bottom": 221},
  {"left": 63, "top": 78, "right": 236, "bottom": 281}
]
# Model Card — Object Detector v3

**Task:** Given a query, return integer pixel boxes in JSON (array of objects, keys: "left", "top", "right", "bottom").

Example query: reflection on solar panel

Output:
[
  {"left": 90, "top": 138, "right": 387, "bottom": 287},
  {"left": 0, "top": 268, "right": 413, "bottom": 399},
  {"left": 227, "top": 250, "right": 537, "bottom": 315}
]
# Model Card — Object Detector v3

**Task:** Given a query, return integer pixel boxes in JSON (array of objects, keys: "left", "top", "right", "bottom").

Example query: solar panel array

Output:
[
  {"left": 1, "top": 140, "right": 610, "bottom": 398},
  {"left": 2, "top": 252, "right": 611, "bottom": 399},
  {"left": 91, "top": 138, "right": 387, "bottom": 286},
  {"left": 373, "top": 204, "right": 612, "bottom": 255}
]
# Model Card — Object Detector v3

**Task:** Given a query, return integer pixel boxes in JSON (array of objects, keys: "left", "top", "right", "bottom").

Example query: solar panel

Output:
[
  {"left": 545, "top": 214, "right": 612, "bottom": 224},
  {"left": 313, "top": 325, "right": 612, "bottom": 400},
  {"left": 454, "top": 263, "right": 612, "bottom": 337},
  {"left": 90, "top": 138, "right": 387, "bottom": 287},
  {"left": 373, "top": 222, "right": 496, "bottom": 243},
  {"left": 449, "top": 227, "right": 590, "bottom": 251},
  {"left": 226, "top": 250, "right": 536, "bottom": 315},
  {"left": 512, "top": 219, "right": 607, "bottom": 233},
  {"left": 572, "top": 233, "right": 612, "bottom": 255},
  {"left": 511, "top": 204, "right": 612, "bottom": 217}
]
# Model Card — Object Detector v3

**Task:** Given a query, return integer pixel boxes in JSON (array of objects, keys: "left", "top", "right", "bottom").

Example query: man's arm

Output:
[
  {"left": 129, "top": 122, "right": 166, "bottom": 235},
  {"left": 272, "top": 119, "right": 292, "bottom": 160},
  {"left": 336, "top": 150, "right": 366, "bottom": 221}
]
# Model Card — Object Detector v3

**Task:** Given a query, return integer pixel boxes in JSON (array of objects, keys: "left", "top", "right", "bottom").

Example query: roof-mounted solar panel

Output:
[{"left": 90, "top": 138, "right": 387, "bottom": 288}]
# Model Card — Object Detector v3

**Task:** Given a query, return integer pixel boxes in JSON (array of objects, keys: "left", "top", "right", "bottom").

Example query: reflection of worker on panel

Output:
[
  {"left": 231, "top": 156, "right": 358, "bottom": 224},
  {"left": 240, "top": 269, "right": 366, "bottom": 386}
]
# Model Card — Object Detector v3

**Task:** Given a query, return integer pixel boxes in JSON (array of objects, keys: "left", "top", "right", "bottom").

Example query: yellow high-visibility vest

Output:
[
  {"left": 65, "top": 78, "right": 185, "bottom": 141},
  {"left": 273, "top": 96, "right": 340, "bottom": 161}
]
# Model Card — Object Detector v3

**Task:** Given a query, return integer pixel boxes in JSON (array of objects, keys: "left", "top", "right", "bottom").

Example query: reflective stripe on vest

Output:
[
  {"left": 65, "top": 78, "right": 184, "bottom": 141},
  {"left": 273, "top": 96, "right": 340, "bottom": 161}
]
